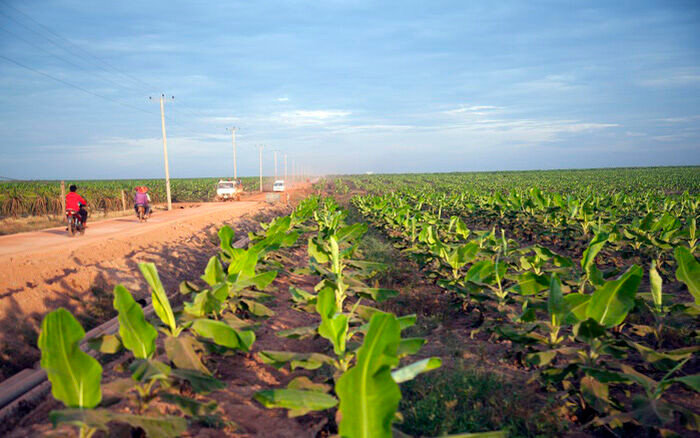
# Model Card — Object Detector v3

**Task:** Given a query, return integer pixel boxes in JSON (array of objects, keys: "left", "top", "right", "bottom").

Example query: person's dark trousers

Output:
[{"left": 78, "top": 206, "right": 88, "bottom": 224}]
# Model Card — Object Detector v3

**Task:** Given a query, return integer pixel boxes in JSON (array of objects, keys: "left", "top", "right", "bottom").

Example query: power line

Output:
[
  {"left": 0, "top": 53, "right": 156, "bottom": 115},
  {"left": 1, "top": 2, "right": 234, "bottom": 135},
  {"left": 2, "top": 3, "right": 218, "bottom": 122},
  {"left": 0, "top": 2, "right": 157, "bottom": 95},
  {"left": 0, "top": 25, "right": 147, "bottom": 96}
]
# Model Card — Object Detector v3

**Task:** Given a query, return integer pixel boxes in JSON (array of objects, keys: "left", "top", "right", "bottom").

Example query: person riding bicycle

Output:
[
  {"left": 133, "top": 186, "right": 152, "bottom": 218},
  {"left": 65, "top": 184, "right": 88, "bottom": 225}
]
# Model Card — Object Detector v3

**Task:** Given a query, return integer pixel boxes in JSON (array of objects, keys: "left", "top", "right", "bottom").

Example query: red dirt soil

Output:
[{"left": 0, "top": 186, "right": 310, "bottom": 381}]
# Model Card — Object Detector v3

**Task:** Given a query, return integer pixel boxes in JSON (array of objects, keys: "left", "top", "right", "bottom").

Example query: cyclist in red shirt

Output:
[{"left": 65, "top": 185, "right": 88, "bottom": 225}]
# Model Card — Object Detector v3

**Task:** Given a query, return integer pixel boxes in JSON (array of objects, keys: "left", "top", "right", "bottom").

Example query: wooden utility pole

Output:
[
  {"left": 284, "top": 154, "right": 288, "bottom": 184},
  {"left": 227, "top": 127, "right": 238, "bottom": 179},
  {"left": 150, "top": 94, "right": 173, "bottom": 210},
  {"left": 273, "top": 150, "right": 279, "bottom": 180},
  {"left": 60, "top": 181, "right": 66, "bottom": 213}
]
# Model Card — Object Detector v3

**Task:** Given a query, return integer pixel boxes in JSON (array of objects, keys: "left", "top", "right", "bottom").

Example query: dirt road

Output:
[{"left": 0, "top": 186, "right": 310, "bottom": 380}]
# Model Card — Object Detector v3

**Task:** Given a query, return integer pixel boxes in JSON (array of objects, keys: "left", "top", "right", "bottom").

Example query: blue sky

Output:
[{"left": 0, "top": 0, "right": 698, "bottom": 179}]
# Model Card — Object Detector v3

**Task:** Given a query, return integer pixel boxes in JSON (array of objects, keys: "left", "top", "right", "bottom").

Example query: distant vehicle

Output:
[
  {"left": 272, "top": 180, "right": 285, "bottom": 192},
  {"left": 216, "top": 179, "right": 242, "bottom": 201}
]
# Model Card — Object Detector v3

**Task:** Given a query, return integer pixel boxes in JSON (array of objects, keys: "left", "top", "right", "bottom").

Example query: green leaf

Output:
[
  {"left": 586, "top": 265, "right": 642, "bottom": 328},
  {"left": 191, "top": 319, "right": 255, "bottom": 352},
  {"left": 317, "top": 287, "right": 348, "bottom": 355},
  {"left": 396, "top": 338, "right": 426, "bottom": 357},
  {"left": 49, "top": 408, "right": 110, "bottom": 432},
  {"left": 286, "top": 376, "right": 331, "bottom": 392},
  {"left": 289, "top": 286, "right": 316, "bottom": 304},
  {"left": 574, "top": 318, "right": 607, "bottom": 343},
  {"left": 159, "top": 393, "right": 218, "bottom": 416},
  {"left": 582, "top": 231, "right": 608, "bottom": 272},
  {"left": 184, "top": 289, "right": 222, "bottom": 318},
  {"left": 86, "top": 334, "right": 122, "bottom": 354},
  {"left": 170, "top": 368, "right": 225, "bottom": 393},
  {"left": 391, "top": 357, "right": 442, "bottom": 383},
  {"left": 308, "top": 237, "right": 330, "bottom": 264},
  {"left": 336, "top": 312, "right": 401, "bottom": 438},
  {"left": 627, "top": 342, "right": 699, "bottom": 371},
  {"left": 113, "top": 285, "right": 157, "bottom": 359},
  {"left": 201, "top": 256, "right": 225, "bottom": 286},
  {"left": 38, "top": 308, "right": 102, "bottom": 408},
  {"left": 164, "top": 334, "right": 210, "bottom": 375},
  {"left": 254, "top": 389, "right": 338, "bottom": 417},
  {"left": 138, "top": 263, "right": 176, "bottom": 333},
  {"left": 218, "top": 225, "right": 235, "bottom": 256},
  {"left": 547, "top": 274, "right": 568, "bottom": 325},
  {"left": 111, "top": 412, "right": 187, "bottom": 438},
  {"left": 675, "top": 246, "right": 700, "bottom": 304},
  {"left": 397, "top": 314, "right": 417, "bottom": 330},
  {"left": 337, "top": 223, "right": 368, "bottom": 243},
  {"left": 514, "top": 272, "right": 550, "bottom": 296},
  {"left": 580, "top": 375, "right": 610, "bottom": 413},
  {"left": 258, "top": 351, "right": 334, "bottom": 370},
  {"left": 563, "top": 293, "right": 591, "bottom": 324},
  {"left": 356, "top": 288, "right": 398, "bottom": 302},
  {"left": 240, "top": 298, "right": 275, "bottom": 317},
  {"left": 670, "top": 374, "right": 700, "bottom": 393},
  {"left": 276, "top": 325, "right": 317, "bottom": 340},
  {"left": 179, "top": 280, "right": 199, "bottom": 295},
  {"left": 650, "top": 261, "right": 663, "bottom": 310},
  {"left": 525, "top": 350, "right": 559, "bottom": 367},
  {"left": 130, "top": 359, "right": 171, "bottom": 382}
]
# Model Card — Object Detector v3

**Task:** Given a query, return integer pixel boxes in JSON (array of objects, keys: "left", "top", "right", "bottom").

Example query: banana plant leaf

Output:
[
  {"left": 336, "top": 312, "right": 401, "bottom": 438},
  {"left": 39, "top": 308, "right": 102, "bottom": 408}
]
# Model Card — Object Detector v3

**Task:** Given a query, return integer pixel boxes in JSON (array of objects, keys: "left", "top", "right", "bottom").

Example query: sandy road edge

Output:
[{"left": 0, "top": 184, "right": 313, "bottom": 381}]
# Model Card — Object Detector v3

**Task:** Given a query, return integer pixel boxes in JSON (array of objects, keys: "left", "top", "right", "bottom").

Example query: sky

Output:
[{"left": 0, "top": 0, "right": 699, "bottom": 179}]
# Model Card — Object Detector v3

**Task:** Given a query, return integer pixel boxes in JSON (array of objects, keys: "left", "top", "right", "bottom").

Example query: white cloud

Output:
[
  {"left": 655, "top": 115, "right": 700, "bottom": 123},
  {"left": 330, "top": 124, "right": 417, "bottom": 134},
  {"left": 276, "top": 97, "right": 290, "bottom": 102},
  {"left": 275, "top": 109, "right": 351, "bottom": 126},
  {"left": 444, "top": 105, "right": 500, "bottom": 115},
  {"left": 639, "top": 73, "right": 700, "bottom": 87}
]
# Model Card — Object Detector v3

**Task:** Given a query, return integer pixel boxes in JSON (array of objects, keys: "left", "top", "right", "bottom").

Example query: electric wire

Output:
[
  {"left": 0, "top": 53, "right": 156, "bottom": 115},
  {"left": 1, "top": 3, "right": 218, "bottom": 123},
  {"left": 0, "top": 2, "right": 156, "bottom": 95}
]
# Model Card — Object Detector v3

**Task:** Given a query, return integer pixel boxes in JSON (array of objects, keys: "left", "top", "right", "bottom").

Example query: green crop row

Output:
[
  {"left": 35, "top": 195, "right": 455, "bottom": 438},
  {"left": 0, "top": 177, "right": 261, "bottom": 217},
  {"left": 344, "top": 169, "right": 699, "bottom": 436}
]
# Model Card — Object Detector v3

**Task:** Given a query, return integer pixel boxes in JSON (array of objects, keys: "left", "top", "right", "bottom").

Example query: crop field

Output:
[
  {"left": 0, "top": 176, "right": 262, "bottom": 217},
  {"left": 6, "top": 166, "right": 700, "bottom": 438}
]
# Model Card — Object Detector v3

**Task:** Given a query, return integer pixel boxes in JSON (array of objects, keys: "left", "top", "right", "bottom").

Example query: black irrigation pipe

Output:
[{"left": 0, "top": 235, "right": 251, "bottom": 425}]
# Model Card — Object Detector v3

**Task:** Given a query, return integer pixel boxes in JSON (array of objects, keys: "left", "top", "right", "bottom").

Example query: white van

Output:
[
  {"left": 216, "top": 180, "right": 242, "bottom": 201},
  {"left": 272, "top": 180, "right": 285, "bottom": 192}
]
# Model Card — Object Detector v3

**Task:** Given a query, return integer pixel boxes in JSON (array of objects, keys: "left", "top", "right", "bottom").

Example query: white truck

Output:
[
  {"left": 272, "top": 180, "right": 285, "bottom": 192},
  {"left": 215, "top": 180, "right": 242, "bottom": 201}
]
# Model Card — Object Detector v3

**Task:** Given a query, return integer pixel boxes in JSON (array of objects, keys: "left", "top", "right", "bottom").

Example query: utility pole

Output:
[
  {"left": 273, "top": 150, "right": 278, "bottom": 180},
  {"left": 256, "top": 144, "right": 264, "bottom": 192},
  {"left": 284, "top": 154, "right": 288, "bottom": 184},
  {"left": 150, "top": 94, "right": 174, "bottom": 210},
  {"left": 227, "top": 127, "right": 238, "bottom": 179}
]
